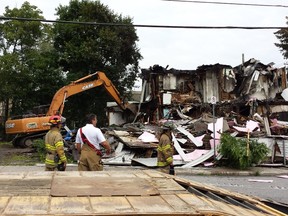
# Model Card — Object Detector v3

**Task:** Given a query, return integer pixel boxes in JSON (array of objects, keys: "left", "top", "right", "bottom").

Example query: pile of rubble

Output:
[
  {"left": 102, "top": 111, "right": 287, "bottom": 168},
  {"left": 102, "top": 58, "right": 288, "bottom": 168}
]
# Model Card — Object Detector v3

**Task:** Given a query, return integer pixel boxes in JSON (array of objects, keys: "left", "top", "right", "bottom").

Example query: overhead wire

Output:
[
  {"left": 0, "top": 16, "right": 287, "bottom": 30},
  {"left": 1, "top": 0, "right": 287, "bottom": 30},
  {"left": 161, "top": 0, "right": 288, "bottom": 8}
]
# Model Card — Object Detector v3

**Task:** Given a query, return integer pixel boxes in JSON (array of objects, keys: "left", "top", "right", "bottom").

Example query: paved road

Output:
[{"left": 179, "top": 175, "right": 288, "bottom": 205}]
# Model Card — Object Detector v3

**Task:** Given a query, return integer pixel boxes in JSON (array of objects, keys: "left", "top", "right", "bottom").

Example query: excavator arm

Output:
[{"left": 47, "top": 71, "right": 136, "bottom": 116}]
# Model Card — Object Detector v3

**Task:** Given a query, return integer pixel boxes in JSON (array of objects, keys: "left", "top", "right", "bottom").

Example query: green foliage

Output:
[
  {"left": 0, "top": 141, "right": 10, "bottom": 146},
  {"left": 33, "top": 139, "right": 46, "bottom": 162},
  {"left": 249, "top": 139, "right": 270, "bottom": 164},
  {"left": 218, "top": 133, "right": 270, "bottom": 170},
  {"left": 54, "top": 0, "right": 142, "bottom": 126},
  {"left": 275, "top": 17, "right": 288, "bottom": 60},
  {"left": 0, "top": 2, "right": 65, "bottom": 119},
  {"left": 1, "top": 0, "right": 142, "bottom": 129}
]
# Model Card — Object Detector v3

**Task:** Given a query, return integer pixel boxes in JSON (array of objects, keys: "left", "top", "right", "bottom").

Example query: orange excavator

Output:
[{"left": 5, "top": 71, "right": 137, "bottom": 147}]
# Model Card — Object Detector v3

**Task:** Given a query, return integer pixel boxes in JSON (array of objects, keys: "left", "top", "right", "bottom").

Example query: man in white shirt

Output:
[{"left": 75, "top": 113, "right": 111, "bottom": 171}]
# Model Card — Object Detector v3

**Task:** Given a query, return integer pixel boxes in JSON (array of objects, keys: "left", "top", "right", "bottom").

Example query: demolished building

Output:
[
  {"left": 138, "top": 58, "right": 287, "bottom": 121},
  {"left": 102, "top": 58, "right": 288, "bottom": 168}
]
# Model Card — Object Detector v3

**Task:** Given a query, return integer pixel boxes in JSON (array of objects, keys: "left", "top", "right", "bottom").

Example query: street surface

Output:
[{"left": 179, "top": 175, "right": 288, "bottom": 205}]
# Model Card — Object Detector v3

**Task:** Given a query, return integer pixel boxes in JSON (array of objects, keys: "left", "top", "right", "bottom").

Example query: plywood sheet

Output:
[
  {"left": 151, "top": 178, "right": 186, "bottom": 192},
  {"left": 127, "top": 196, "right": 173, "bottom": 213},
  {"left": 117, "top": 136, "right": 158, "bottom": 148},
  {"left": 90, "top": 197, "right": 134, "bottom": 214},
  {"left": 4, "top": 196, "right": 49, "bottom": 215},
  {"left": 178, "top": 193, "right": 223, "bottom": 212},
  {"left": 0, "top": 197, "right": 10, "bottom": 213},
  {"left": 50, "top": 197, "right": 91, "bottom": 215},
  {"left": 51, "top": 176, "right": 159, "bottom": 197},
  {"left": 161, "top": 194, "right": 197, "bottom": 213},
  {"left": 0, "top": 179, "right": 51, "bottom": 196}
]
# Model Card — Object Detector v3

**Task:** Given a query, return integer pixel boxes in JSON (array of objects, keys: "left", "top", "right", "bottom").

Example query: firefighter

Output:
[
  {"left": 44, "top": 115, "right": 67, "bottom": 171},
  {"left": 75, "top": 113, "right": 111, "bottom": 171},
  {"left": 157, "top": 122, "right": 175, "bottom": 174}
]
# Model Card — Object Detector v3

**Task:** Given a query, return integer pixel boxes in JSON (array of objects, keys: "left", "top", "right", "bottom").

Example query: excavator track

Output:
[{"left": 12, "top": 132, "right": 46, "bottom": 148}]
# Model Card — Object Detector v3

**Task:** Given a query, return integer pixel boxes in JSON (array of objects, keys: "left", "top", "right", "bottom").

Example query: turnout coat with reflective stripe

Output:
[
  {"left": 45, "top": 127, "right": 67, "bottom": 168},
  {"left": 157, "top": 133, "right": 173, "bottom": 167}
]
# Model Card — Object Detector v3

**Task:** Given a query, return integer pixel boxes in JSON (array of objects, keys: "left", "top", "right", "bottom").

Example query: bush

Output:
[
  {"left": 33, "top": 139, "right": 46, "bottom": 162},
  {"left": 218, "top": 133, "right": 270, "bottom": 170}
]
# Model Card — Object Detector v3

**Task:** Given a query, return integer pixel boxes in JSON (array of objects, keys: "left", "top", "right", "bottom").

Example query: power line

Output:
[
  {"left": 0, "top": 16, "right": 287, "bottom": 30},
  {"left": 162, "top": 0, "right": 288, "bottom": 8}
]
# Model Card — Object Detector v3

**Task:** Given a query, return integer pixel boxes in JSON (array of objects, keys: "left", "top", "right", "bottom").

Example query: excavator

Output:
[{"left": 5, "top": 71, "right": 137, "bottom": 148}]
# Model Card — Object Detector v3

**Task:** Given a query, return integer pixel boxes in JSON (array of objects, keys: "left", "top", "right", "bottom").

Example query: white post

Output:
[{"left": 211, "top": 96, "right": 216, "bottom": 160}]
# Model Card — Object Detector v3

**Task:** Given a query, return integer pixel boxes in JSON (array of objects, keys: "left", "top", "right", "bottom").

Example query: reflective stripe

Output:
[
  {"left": 157, "top": 143, "right": 171, "bottom": 152},
  {"left": 55, "top": 141, "right": 64, "bottom": 148},
  {"left": 45, "top": 158, "right": 66, "bottom": 165},
  {"left": 45, "top": 144, "right": 56, "bottom": 151},
  {"left": 157, "top": 161, "right": 169, "bottom": 167},
  {"left": 166, "top": 156, "right": 173, "bottom": 163},
  {"left": 157, "top": 157, "right": 173, "bottom": 167},
  {"left": 60, "top": 155, "right": 67, "bottom": 162},
  {"left": 157, "top": 157, "right": 172, "bottom": 167},
  {"left": 45, "top": 158, "right": 56, "bottom": 166}
]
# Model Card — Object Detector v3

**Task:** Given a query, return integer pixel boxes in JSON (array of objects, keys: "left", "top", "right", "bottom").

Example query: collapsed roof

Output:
[{"left": 96, "top": 58, "right": 288, "bottom": 168}]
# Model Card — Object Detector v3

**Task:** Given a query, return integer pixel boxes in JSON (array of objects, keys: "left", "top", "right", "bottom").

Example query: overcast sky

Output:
[{"left": 1, "top": 0, "right": 288, "bottom": 70}]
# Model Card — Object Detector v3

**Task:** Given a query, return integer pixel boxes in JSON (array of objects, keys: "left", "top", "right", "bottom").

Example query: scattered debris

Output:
[
  {"left": 72, "top": 59, "right": 288, "bottom": 168},
  {"left": 248, "top": 179, "right": 274, "bottom": 183},
  {"left": 277, "top": 175, "right": 288, "bottom": 179}
]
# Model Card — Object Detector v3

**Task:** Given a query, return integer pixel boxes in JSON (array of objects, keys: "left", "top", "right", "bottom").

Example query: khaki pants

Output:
[
  {"left": 78, "top": 145, "right": 103, "bottom": 171},
  {"left": 45, "top": 153, "right": 56, "bottom": 171}
]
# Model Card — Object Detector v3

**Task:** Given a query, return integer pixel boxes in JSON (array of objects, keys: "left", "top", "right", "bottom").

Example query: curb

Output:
[
  {"left": 0, "top": 165, "right": 287, "bottom": 176},
  {"left": 174, "top": 167, "right": 288, "bottom": 176}
]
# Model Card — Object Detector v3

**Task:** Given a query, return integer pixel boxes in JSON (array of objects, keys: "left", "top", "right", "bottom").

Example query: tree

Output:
[
  {"left": 275, "top": 16, "right": 288, "bottom": 60},
  {"left": 53, "top": 0, "right": 142, "bottom": 126},
  {"left": 0, "top": 2, "right": 65, "bottom": 125}
]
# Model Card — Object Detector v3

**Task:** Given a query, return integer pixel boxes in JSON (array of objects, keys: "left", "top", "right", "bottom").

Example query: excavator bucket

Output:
[{"left": 125, "top": 103, "right": 138, "bottom": 116}]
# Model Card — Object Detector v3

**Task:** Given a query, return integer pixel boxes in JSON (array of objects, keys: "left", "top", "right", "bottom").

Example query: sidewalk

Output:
[
  {"left": 175, "top": 166, "right": 288, "bottom": 176},
  {"left": 0, "top": 164, "right": 287, "bottom": 176}
]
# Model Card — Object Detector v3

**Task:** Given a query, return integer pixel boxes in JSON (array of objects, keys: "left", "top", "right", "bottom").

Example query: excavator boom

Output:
[{"left": 47, "top": 71, "right": 131, "bottom": 115}]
